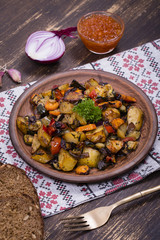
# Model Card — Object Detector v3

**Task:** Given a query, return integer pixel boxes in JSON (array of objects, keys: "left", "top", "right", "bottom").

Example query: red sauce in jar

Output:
[{"left": 77, "top": 12, "right": 124, "bottom": 54}]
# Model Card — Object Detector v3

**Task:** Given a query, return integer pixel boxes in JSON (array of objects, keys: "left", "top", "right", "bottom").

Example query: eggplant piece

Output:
[
  {"left": 37, "top": 104, "right": 47, "bottom": 116},
  {"left": 63, "top": 90, "right": 83, "bottom": 103},
  {"left": 69, "top": 149, "right": 89, "bottom": 159},
  {"left": 70, "top": 80, "right": 86, "bottom": 92},
  {"left": 30, "top": 93, "right": 42, "bottom": 106},
  {"left": 98, "top": 159, "right": 110, "bottom": 170}
]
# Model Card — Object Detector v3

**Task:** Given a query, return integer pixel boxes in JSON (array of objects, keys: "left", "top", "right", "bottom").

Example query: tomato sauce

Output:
[{"left": 77, "top": 12, "right": 124, "bottom": 54}]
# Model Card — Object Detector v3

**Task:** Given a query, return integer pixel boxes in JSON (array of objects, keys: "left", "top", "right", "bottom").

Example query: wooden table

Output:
[{"left": 1, "top": 0, "right": 160, "bottom": 239}]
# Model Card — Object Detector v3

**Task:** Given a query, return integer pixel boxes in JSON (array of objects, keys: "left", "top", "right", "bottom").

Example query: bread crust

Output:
[{"left": 0, "top": 164, "right": 44, "bottom": 240}]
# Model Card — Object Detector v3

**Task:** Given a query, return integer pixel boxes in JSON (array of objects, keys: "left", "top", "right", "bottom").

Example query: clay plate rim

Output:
[{"left": 9, "top": 69, "right": 158, "bottom": 183}]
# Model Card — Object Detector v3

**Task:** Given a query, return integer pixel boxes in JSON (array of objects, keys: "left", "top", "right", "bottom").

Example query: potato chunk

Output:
[
  {"left": 127, "top": 106, "right": 143, "bottom": 130},
  {"left": 63, "top": 131, "right": 86, "bottom": 144},
  {"left": 86, "top": 126, "right": 106, "bottom": 143},
  {"left": 106, "top": 140, "right": 123, "bottom": 154},
  {"left": 58, "top": 149, "right": 77, "bottom": 171},
  {"left": 102, "top": 108, "right": 120, "bottom": 122},
  {"left": 78, "top": 147, "right": 101, "bottom": 168},
  {"left": 59, "top": 102, "right": 74, "bottom": 114}
]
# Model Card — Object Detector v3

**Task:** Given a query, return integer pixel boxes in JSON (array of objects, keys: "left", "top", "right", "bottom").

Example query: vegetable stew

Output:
[{"left": 16, "top": 78, "right": 143, "bottom": 175}]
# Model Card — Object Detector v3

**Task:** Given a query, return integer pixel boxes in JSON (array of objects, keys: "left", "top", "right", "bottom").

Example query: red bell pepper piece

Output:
[
  {"left": 104, "top": 124, "right": 115, "bottom": 133},
  {"left": 50, "top": 137, "right": 61, "bottom": 155},
  {"left": 89, "top": 89, "right": 97, "bottom": 99}
]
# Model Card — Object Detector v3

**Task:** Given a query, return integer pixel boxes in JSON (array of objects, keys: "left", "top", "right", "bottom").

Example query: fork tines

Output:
[{"left": 60, "top": 216, "right": 90, "bottom": 231}]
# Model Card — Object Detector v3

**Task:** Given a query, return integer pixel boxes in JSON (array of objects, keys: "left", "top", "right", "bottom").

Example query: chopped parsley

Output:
[{"left": 73, "top": 98, "right": 102, "bottom": 123}]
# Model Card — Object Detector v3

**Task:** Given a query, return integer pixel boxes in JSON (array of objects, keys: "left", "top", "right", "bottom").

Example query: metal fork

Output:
[{"left": 61, "top": 185, "right": 160, "bottom": 231}]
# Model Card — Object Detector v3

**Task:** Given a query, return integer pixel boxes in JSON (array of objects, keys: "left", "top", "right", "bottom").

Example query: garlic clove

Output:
[{"left": 7, "top": 68, "right": 21, "bottom": 83}]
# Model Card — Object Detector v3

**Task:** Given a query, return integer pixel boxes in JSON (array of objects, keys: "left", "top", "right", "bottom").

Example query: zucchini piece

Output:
[
  {"left": 117, "top": 122, "right": 128, "bottom": 139},
  {"left": 31, "top": 148, "right": 52, "bottom": 163},
  {"left": 127, "top": 141, "right": 138, "bottom": 150},
  {"left": 58, "top": 83, "right": 69, "bottom": 91},
  {"left": 59, "top": 102, "right": 74, "bottom": 114},
  {"left": 58, "top": 149, "right": 77, "bottom": 171},
  {"left": 86, "top": 126, "right": 106, "bottom": 143},
  {"left": 28, "top": 120, "right": 42, "bottom": 132},
  {"left": 24, "top": 135, "right": 34, "bottom": 145},
  {"left": 16, "top": 117, "right": 28, "bottom": 134},
  {"left": 126, "top": 130, "right": 141, "bottom": 140},
  {"left": 63, "top": 131, "right": 86, "bottom": 144},
  {"left": 41, "top": 116, "right": 51, "bottom": 126},
  {"left": 37, "top": 127, "right": 51, "bottom": 147},
  {"left": 41, "top": 90, "right": 52, "bottom": 98},
  {"left": 75, "top": 112, "right": 87, "bottom": 125},
  {"left": 84, "top": 78, "right": 99, "bottom": 89},
  {"left": 31, "top": 134, "right": 41, "bottom": 154}
]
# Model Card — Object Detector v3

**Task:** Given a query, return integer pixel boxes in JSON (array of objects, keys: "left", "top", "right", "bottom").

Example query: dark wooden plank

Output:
[
  {"left": 0, "top": 0, "right": 159, "bottom": 92},
  {"left": 0, "top": 0, "right": 160, "bottom": 239},
  {"left": 44, "top": 171, "right": 160, "bottom": 240}
]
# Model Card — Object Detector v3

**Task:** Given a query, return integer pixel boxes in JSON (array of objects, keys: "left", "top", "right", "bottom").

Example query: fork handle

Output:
[{"left": 114, "top": 185, "right": 160, "bottom": 208}]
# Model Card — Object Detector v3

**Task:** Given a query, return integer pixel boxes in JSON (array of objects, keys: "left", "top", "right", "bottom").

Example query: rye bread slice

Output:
[
  {"left": 0, "top": 194, "right": 44, "bottom": 240},
  {"left": 0, "top": 164, "right": 39, "bottom": 204}
]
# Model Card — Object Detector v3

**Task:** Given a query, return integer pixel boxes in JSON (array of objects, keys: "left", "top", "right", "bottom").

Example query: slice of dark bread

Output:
[
  {"left": 0, "top": 164, "right": 44, "bottom": 239},
  {"left": 0, "top": 194, "right": 44, "bottom": 240},
  {"left": 0, "top": 164, "right": 39, "bottom": 204}
]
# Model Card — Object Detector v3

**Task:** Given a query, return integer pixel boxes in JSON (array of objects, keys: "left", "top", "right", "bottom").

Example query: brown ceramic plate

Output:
[{"left": 9, "top": 69, "right": 158, "bottom": 183}]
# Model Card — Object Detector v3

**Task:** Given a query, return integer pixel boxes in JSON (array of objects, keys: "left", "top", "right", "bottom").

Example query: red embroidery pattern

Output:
[{"left": 0, "top": 39, "right": 160, "bottom": 217}]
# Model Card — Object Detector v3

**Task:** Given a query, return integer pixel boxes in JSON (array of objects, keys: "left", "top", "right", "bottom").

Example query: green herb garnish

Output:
[{"left": 73, "top": 98, "right": 102, "bottom": 123}]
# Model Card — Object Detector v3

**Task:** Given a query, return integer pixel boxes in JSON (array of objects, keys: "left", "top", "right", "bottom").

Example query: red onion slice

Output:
[{"left": 25, "top": 31, "right": 65, "bottom": 63}]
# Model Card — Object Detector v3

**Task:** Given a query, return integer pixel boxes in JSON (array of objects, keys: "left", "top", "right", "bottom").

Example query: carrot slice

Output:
[
  {"left": 45, "top": 101, "right": 59, "bottom": 111},
  {"left": 121, "top": 94, "right": 136, "bottom": 102},
  {"left": 76, "top": 124, "right": 96, "bottom": 132},
  {"left": 49, "top": 109, "right": 61, "bottom": 116},
  {"left": 111, "top": 118, "right": 125, "bottom": 129}
]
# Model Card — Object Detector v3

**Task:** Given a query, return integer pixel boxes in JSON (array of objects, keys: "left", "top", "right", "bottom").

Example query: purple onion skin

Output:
[{"left": 25, "top": 27, "right": 77, "bottom": 64}]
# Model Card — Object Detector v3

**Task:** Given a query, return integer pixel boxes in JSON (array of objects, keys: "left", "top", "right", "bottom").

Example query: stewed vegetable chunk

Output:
[{"left": 16, "top": 78, "right": 144, "bottom": 175}]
